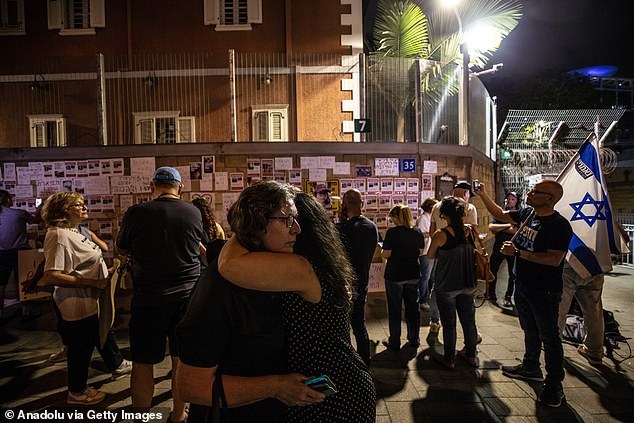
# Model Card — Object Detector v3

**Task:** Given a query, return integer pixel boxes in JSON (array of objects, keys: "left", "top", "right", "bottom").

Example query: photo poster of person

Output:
[
  {"left": 247, "top": 158, "right": 261, "bottom": 176},
  {"left": 339, "top": 179, "right": 353, "bottom": 195},
  {"left": 421, "top": 173, "right": 433, "bottom": 191},
  {"left": 393, "top": 178, "right": 407, "bottom": 193},
  {"left": 391, "top": 194, "right": 404, "bottom": 208},
  {"left": 273, "top": 171, "right": 287, "bottom": 183},
  {"left": 380, "top": 178, "right": 393, "bottom": 193},
  {"left": 203, "top": 155, "right": 215, "bottom": 174},
  {"left": 407, "top": 178, "right": 419, "bottom": 193},
  {"left": 305, "top": 179, "right": 340, "bottom": 211},
  {"left": 288, "top": 169, "right": 302, "bottom": 184},
  {"left": 352, "top": 178, "right": 366, "bottom": 193},
  {"left": 261, "top": 159, "right": 274, "bottom": 177},
  {"left": 190, "top": 162, "right": 203, "bottom": 180},
  {"left": 364, "top": 194, "right": 378, "bottom": 211},
  {"left": 246, "top": 175, "right": 262, "bottom": 186},
  {"left": 229, "top": 172, "right": 245, "bottom": 191},
  {"left": 378, "top": 194, "right": 392, "bottom": 211},
  {"left": 406, "top": 195, "right": 419, "bottom": 211},
  {"left": 367, "top": 178, "right": 380, "bottom": 193}
]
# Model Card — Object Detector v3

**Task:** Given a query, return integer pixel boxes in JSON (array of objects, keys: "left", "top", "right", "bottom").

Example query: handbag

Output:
[
  {"left": 468, "top": 226, "right": 495, "bottom": 282},
  {"left": 118, "top": 256, "right": 134, "bottom": 290},
  {"left": 211, "top": 370, "right": 230, "bottom": 423}
]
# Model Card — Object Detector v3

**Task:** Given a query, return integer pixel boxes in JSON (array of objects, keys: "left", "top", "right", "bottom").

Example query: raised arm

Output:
[
  {"left": 217, "top": 236, "right": 321, "bottom": 303},
  {"left": 475, "top": 181, "right": 513, "bottom": 223}
]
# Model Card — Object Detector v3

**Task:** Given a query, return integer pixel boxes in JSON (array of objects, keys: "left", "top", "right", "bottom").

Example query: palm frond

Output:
[{"left": 373, "top": 0, "right": 430, "bottom": 58}]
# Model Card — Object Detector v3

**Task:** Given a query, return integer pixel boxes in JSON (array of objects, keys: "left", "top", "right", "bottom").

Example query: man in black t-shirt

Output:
[
  {"left": 117, "top": 167, "right": 203, "bottom": 422},
  {"left": 478, "top": 180, "right": 572, "bottom": 408},
  {"left": 337, "top": 189, "right": 379, "bottom": 366}
]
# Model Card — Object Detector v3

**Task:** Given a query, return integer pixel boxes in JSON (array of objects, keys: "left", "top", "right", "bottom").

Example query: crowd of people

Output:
[{"left": 0, "top": 166, "right": 618, "bottom": 418}]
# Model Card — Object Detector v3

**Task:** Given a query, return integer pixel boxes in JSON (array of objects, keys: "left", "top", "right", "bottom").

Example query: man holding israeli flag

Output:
[{"left": 555, "top": 134, "right": 630, "bottom": 366}]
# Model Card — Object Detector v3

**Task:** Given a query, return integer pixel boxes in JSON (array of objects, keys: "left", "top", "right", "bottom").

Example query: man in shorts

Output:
[{"left": 117, "top": 167, "right": 203, "bottom": 422}]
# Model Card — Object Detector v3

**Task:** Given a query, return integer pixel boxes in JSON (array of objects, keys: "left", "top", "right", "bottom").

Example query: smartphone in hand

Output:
[
  {"left": 472, "top": 180, "right": 480, "bottom": 193},
  {"left": 304, "top": 375, "right": 337, "bottom": 397}
]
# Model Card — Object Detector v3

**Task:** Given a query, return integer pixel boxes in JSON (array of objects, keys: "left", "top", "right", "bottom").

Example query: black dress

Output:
[{"left": 283, "top": 284, "right": 376, "bottom": 422}]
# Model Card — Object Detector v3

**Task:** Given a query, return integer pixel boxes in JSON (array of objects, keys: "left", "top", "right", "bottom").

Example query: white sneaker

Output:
[
  {"left": 67, "top": 387, "right": 106, "bottom": 405},
  {"left": 48, "top": 347, "right": 67, "bottom": 363},
  {"left": 112, "top": 359, "right": 132, "bottom": 379}
]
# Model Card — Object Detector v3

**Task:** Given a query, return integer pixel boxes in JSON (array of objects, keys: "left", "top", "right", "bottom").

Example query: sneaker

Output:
[
  {"left": 67, "top": 387, "right": 106, "bottom": 405},
  {"left": 577, "top": 345, "right": 603, "bottom": 366},
  {"left": 48, "top": 347, "right": 67, "bottom": 363},
  {"left": 457, "top": 348, "right": 479, "bottom": 367},
  {"left": 112, "top": 359, "right": 132, "bottom": 379},
  {"left": 501, "top": 363, "right": 544, "bottom": 382},
  {"left": 538, "top": 385, "right": 565, "bottom": 407},
  {"left": 381, "top": 339, "right": 400, "bottom": 351},
  {"left": 476, "top": 332, "right": 483, "bottom": 344},
  {"left": 502, "top": 297, "right": 513, "bottom": 307},
  {"left": 429, "top": 321, "right": 441, "bottom": 333},
  {"left": 432, "top": 353, "right": 455, "bottom": 370}
]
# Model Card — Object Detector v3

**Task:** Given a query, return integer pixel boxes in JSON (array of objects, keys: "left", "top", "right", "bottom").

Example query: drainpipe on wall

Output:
[
  {"left": 97, "top": 53, "right": 108, "bottom": 146},
  {"left": 229, "top": 49, "right": 237, "bottom": 142}
]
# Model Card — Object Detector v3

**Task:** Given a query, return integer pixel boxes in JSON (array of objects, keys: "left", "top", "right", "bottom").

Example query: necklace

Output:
[{"left": 157, "top": 193, "right": 180, "bottom": 199}]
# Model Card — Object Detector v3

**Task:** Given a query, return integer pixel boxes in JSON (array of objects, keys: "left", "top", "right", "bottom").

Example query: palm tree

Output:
[{"left": 369, "top": 0, "right": 522, "bottom": 142}]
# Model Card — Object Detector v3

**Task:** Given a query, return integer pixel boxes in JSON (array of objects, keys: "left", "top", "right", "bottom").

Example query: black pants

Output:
[
  {"left": 489, "top": 245, "right": 516, "bottom": 299},
  {"left": 350, "top": 284, "right": 370, "bottom": 365},
  {"left": 57, "top": 314, "right": 100, "bottom": 393}
]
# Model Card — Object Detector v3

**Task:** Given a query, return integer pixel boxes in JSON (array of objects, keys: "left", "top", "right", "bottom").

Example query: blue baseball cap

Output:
[{"left": 153, "top": 167, "right": 181, "bottom": 182}]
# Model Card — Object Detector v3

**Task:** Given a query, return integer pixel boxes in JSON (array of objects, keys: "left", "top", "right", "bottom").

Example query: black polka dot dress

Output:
[{"left": 283, "top": 284, "right": 376, "bottom": 422}]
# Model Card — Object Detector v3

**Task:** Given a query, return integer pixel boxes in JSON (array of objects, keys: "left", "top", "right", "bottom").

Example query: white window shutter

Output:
[
  {"left": 139, "top": 119, "right": 153, "bottom": 144},
  {"left": 47, "top": 0, "right": 62, "bottom": 29},
  {"left": 203, "top": 0, "right": 219, "bottom": 25},
  {"left": 177, "top": 117, "right": 196, "bottom": 143},
  {"left": 253, "top": 111, "right": 268, "bottom": 141},
  {"left": 247, "top": 0, "right": 262, "bottom": 24},
  {"left": 90, "top": 0, "right": 106, "bottom": 28},
  {"left": 31, "top": 122, "right": 43, "bottom": 147},
  {"left": 269, "top": 112, "right": 283, "bottom": 141},
  {"left": 57, "top": 118, "right": 66, "bottom": 146}
]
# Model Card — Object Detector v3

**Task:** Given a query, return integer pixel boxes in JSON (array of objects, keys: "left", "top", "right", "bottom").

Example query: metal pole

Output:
[
  {"left": 459, "top": 42, "right": 470, "bottom": 146},
  {"left": 229, "top": 49, "right": 237, "bottom": 142},
  {"left": 97, "top": 53, "right": 108, "bottom": 145},
  {"left": 359, "top": 52, "right": 365, "bottom": 143}
]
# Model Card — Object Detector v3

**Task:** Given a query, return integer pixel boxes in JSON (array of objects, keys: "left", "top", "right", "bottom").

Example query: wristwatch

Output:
[{"left": 514, "top": 249, "right": 521, "bottom": 258}]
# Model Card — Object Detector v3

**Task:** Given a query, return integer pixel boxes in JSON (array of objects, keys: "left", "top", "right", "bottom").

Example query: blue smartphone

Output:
[{"left": 304, "top": 375, "right": 337, "bottom": 396}]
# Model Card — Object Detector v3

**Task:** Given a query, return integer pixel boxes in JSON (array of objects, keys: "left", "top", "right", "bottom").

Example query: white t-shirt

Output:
[
  {"left": 44, "top": 227, "right": 108, "bottom": 321},
  {"left": 417, "top": 211, "right": 432, "bottom": 255},
  {"left": 430, "top": 200, "right": 478, "bottom": 232}
]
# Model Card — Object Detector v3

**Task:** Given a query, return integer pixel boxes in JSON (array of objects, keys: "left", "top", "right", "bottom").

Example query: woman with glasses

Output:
[
  {"left": 210, "top": 186, "right": 376, "bottom": 422},
  {"left": 381, "top": 204, "right": 425, "bottom": 351},
  {"left": 39, "top": 192, "right": 111, "bottom": 405}
]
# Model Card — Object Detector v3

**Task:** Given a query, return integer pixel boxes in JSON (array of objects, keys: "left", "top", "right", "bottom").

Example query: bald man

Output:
[
  {"left": 477, "top": 180, "right": 572, "bottom": 408},
  {"left": 337, "top": 189, "right": 379, "bottom": 366}
]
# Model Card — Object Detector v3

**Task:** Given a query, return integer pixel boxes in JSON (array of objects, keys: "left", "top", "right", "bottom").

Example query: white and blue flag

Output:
[{"left": 555, "top": 136, "right": 629, "bottom": 279}]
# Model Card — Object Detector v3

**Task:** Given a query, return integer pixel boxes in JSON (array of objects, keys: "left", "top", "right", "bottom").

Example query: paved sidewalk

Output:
[{"left": 1, "top": 266, "right": 633, "bottom": 422}]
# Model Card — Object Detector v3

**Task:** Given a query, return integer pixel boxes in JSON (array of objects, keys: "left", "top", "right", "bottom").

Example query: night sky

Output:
[{"left": 486, "top": 0, "right": 634, "bottom": 85}]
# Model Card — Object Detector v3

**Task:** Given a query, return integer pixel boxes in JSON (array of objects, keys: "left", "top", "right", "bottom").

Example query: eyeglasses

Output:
[
  {"left": 269, "top": 214, "right": 298, "bottom": 228},
  {"left": 528, "top": 189, "right": 552, "bottom": 198},
  {"left": 69, "top": 202, "right": 88, "bottom": 209}
]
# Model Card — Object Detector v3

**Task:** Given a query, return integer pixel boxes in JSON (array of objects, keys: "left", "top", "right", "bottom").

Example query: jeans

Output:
[
  {"left": 558, "top": 267, "right": 605, "bottom": 357},
  {"left": 515, "top": 282, "right": 564, "bottom": 388},
  {"left": 436, "top": 288, "right": 477, "bottom": 361},
  {"left": 489, "top": 247, "right": 516, "bottom": 299},
  {"left": 418, "top": 256, "right": 433, "bottom": 304},
  {"left": 350, "top": 284, "right": 370, "bottom": 364},
  {"left": 385, "top": 279, "right": 420, "bottom": 346}
]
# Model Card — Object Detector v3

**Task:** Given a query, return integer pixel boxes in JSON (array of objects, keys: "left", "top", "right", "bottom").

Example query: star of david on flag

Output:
[{"left": 555, "top": 136, "right": 630, "bottom": 278}]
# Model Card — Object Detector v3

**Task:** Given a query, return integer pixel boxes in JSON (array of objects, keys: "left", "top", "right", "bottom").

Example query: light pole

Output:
[{"left": 441, "top": 0, "right": 470, "bottom": 146}]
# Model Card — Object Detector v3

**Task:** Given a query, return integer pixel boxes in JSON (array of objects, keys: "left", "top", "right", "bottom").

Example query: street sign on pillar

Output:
[
  {"left": 354, "top": 119, "right": 372, "bottom": 133},
  {"left": 399, "top": 158, "right": 416, "bottom": 173}
]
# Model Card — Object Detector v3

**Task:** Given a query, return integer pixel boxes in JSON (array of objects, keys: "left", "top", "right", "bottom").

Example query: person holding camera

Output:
[
  {"left": 488, "top": 192, "right": 520, "bottom": 306},
  {"left": 475, "top": 180, "right": 572, "bottom": 408}
]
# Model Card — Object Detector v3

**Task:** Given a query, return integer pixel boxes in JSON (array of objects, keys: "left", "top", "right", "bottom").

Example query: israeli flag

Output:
[{"left": 555, "top": 136, "right": 630, "bottom": 279}]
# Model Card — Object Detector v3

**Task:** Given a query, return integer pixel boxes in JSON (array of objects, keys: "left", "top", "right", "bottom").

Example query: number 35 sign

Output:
[{"left": 399, "top": 158, "right": 416, "bottom": 173}]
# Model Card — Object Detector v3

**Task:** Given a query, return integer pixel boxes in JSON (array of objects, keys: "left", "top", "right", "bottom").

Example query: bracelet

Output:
[{"left": 514, "top": 249, "right": 521, "bottom": 258}]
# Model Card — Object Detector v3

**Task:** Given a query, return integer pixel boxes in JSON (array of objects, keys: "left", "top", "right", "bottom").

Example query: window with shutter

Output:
[
  {"left": 0, "top": 0, "right": 25, "bottom": 34},
  {"left": 251, "top": 105, "right": 288, "bottom": 142},
  {"left": 48, "top": 0, "right": 104, "bottom": 34},
  {"left": 139, "top": 119, "right": 153, "bottom": 144},
  {"left": 206, "top": 0, "right": 261, "bottom": 30},
  {"left": 134, "top": 112, "right": 196, "bottom": 144},
  {"left": 177, "top": 117, "right": 196, "bottom": 143},
  {"left": 28, "top": 115, "right": 66, "bottom": 147}
]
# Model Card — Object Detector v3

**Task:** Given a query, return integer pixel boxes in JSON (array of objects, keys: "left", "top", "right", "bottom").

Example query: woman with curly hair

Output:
[
  {"left": 217, "top": 189, "right": 376, "bottom": 422},
  {"left": 39, "top": 192, "right": 110, "bottom": 405},
  {"left": 428, "top": 196, "right": 478, "bottom": 369},
  {"left": 191, "top": 197, "right": 226, "bottom": 265}
]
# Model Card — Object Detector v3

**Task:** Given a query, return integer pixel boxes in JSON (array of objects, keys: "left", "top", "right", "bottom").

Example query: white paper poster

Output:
[
  {"left": 175, "top": 166, "right": 191, "bottom": 192},
  {"left": 406, "top": 195, "right": 419, "bottom": 210},
  {"left": 203, "top": 155, "right": 215, "bottom": 174},
  {"left": 133, "top": 176, "right": 152, "bottom": 194},
  {"left": 130, "top": 157, "right": 156, "bottom": 177},
  {"left": 274, "top": 157, "right": 293, "bottom": 171},
  {"left": 3, "top": 163, "right": 16, "bottom": 181},
  {"left": 318, "top": 156, "right": 336, "bottom": 169},
  {"left": 43, "top": 163, "right": 54, "bottom": 178},
  {"left": 16, "top": 167, "right": 32, "bottom": 185},
  {"left": 300, "top": 156, "right": 319, "bottom": 169},
  {"left": 112, "top": 158, "right": 125, "bottom": 175},
  {"left": 309, "top": 168, "right": 327, "bottom": 181},
  {"left": 367, "top": 178, "right": 380, "bottom": 193},
  {"left": 261, "top": 159, "right": 274, "bottom": 177},
  {"left": 380, "top": 178, "right": 393, "bottom": 193},
  {"left": 288, "top": 169, "right": 302, "bottom": 184},
  {"left": 36, "top": 180, "right": 61, "bottom": 197},
  {"left": 76, "top": 161, "right": 89, "bottom": 177},
  {"left": 407, "top": 178, "right": 419, "bottom": 193},
  {"left": 273, "top": 171, "right": 286, "bottom": 183},
  {"left": 14, "top": 185, "right": 34, "bottom": 198},
  {"left": 340, "top": 179, "right": 353, "bottom": 194},
  {"left": 199, "top": 174, "right": 214, "bottom": 191},
  {"left": 29, "top": 162, "right": 44, "bottom": 180},
  {"left": 423, "top": 160, "right": 438, "bottom": 174},
  {"left": 101, "top": 195, "right": 115, "bottom": 212},
  {"left": 88, "top": 160, "right": 101, "bottom": 176},
  {"left": 364, "top": 194, "right": 378, "bottom": 211},
  {"left": 352, "top": 179, "right": 366, "bottom": 193},
  {"left": 53, "top": 162, "right": 65, "bottom": 178},
  {"left": 109, "top": 176, "right": 133, "bottom": 194},
  {"left": 230, "top": 172, "right": 244, "bottom": 191},
  {"left": 374, "top": 158, "right": 399, "bottom": 176},
  {"left": 333, "top": 162, "right": 351, "bottom": 175},
  {"left": 214, "top": 172, "right": 229, "bottom": 191},
  {"left": 421, "top": 190, "right": 435, "bottom": 202},
  {"left": 247, "top": 159, "right": 261, "bottom": 176},
  {"left": 119, "top": 195, "right": 134, "bottom": 214},
  {"left": 99, "top": 160, "right": 111, "bottom": 176}
]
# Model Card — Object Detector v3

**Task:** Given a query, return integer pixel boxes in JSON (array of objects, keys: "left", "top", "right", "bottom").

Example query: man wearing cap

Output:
[
  {"left": 313, "top": 182, "right": 332, "bottom": 208},
  {"left": 117, "top": 167, "right": 203, "bottom": 422},
  {"left": 427, "top": 181, "right": 478, "bottom": 343},
  {"left": 488, "top": 192, "right": 520, "bottom": 306}
]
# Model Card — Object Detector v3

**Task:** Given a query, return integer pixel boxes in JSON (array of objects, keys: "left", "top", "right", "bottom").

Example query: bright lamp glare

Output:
[
  {"left": 465, "top": 24, "right": 502, "bottom": 53},
  {"left": 440, "top": 0, "right": 461, "bottom": 9}
]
